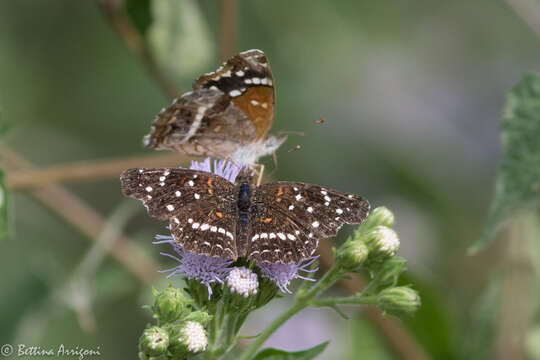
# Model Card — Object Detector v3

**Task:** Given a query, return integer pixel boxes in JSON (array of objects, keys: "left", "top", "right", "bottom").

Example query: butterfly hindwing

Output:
[
  {"left": 170, "top": 201, "right": 238, "bottom": 259},
  {"left": 247, "top": 182, "right": 370, "bottom": 263},
  {"left": 143, "top": 50, "right": 280, "bottom": 161}
]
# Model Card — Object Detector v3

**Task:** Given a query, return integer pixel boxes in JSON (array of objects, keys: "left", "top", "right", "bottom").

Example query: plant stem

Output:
[
  {"left": 239, "top": 266, "right": 344, "bottom": 360},
  {"left": 310, "top": 295, "right": 378, "bottom": 307}
]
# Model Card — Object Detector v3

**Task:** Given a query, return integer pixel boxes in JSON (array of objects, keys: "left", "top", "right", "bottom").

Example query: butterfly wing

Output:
[
  {"left": 247, "top": 182, "right": 370, "bottom": 263},
  {"left": 120, "top": 168, "right": 239, "bottom": 259},
  {"left": 194, "top": 49, "right": 276, "bottom": 140},
  {"left": 144, "top": 49, "right": 280, "bottom": 159}
]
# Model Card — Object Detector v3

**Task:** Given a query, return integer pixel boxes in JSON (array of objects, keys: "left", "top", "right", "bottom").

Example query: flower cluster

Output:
[{"left": 139, "top": 287, "right": 209, "bottom": 360}]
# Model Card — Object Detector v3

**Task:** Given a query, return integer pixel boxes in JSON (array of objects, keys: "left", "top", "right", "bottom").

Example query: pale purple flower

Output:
[
  {"left": 154, "top": 235, "right": 233, "bottom": 298},
  {"left": 258, "top": 256, "right": 319, "bottom": 294},
  {"left": 188, "top": 157, "right": 244, "bottom": 183}
]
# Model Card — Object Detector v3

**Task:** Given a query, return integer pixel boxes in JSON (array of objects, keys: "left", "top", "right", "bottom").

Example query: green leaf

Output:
[
  {"left": 0, "top": 168, "right": 9, "bottom": 239},
  {"left": 470, "top": 72, "right": 540, "bottom": 253},
  {"left": 147, "top": 0, "right": 214, "bottom": 85},
  {"left": 253, "top": 341, "right": 329, "bottom": 360}
]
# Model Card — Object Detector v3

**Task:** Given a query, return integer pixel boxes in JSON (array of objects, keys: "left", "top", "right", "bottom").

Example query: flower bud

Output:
[
  {"left": 355, "top": 207, "right": 395, "bottom": 235},
  {"left": 183, "top": 310, "right": 212, "bottom": 326},
  {"left": 168, "top": 321, "right": 208, "bottom": 357},
  {"left": 371, "top": 256, "right": 407, "bottom": 288},
  {"left": 363, "top": 226, "right": 400, "bottom": 260},
  {"left": 152, "top": 285, "right": 188, "bottom": 323},
  {"left": 225, "top": 267, "right": 259, "bottom": 313},
  {"left": 139, "top": 326, "right": 169, "bottom": 357},
  {"left": 377, "top": 286, "right": 421, "bottom": 316},
  {"left": 335, "top": 240, "right": 369, "bottom": 272}
]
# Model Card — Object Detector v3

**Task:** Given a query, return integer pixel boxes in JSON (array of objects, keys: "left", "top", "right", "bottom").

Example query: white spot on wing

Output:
[
  {"left": 201, "top": 224, "right": 210, "bottom": 231},
  {"left": 277, "top": 233, "right": 286, "bottom": 240},
  {"left": 307, "top": 207, "right": 313, "bottom": 213},
  {"left": 192, "top": 222, "right": 200, "bottom": 229},
  {"left": 166, "top": 204, "right": 174, "bottom": 211},
  {"left": 295, "top": 194, "right": 302, "bottom": 201},
  {"left": 336, "top": 208, "right": 343, "bottom": 214},
  {"left": 194, "top": 193, "right": 200, "bottom": 199},
  {"left": 312, "top": 221, "right": 320, "bottom": 228},
  {"left": 287, "top": 234, "right": 296, "bottom": 240},
  {"left": 289, "top": 205, "right": 294, "bottom": 211},
  {"left": 229, "top": 89, "right": 241, "bottom": 97},
  {"left": 175, "top": 191, "right": 181, "bottom": 197},
  {"left": 145, "top": 186, "right": 153, "bottom": 192}
]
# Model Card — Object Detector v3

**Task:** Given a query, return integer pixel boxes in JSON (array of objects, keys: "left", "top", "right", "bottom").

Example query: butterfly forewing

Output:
[{"left": 120, "top": 168, "right": 235, "bottom": 220}]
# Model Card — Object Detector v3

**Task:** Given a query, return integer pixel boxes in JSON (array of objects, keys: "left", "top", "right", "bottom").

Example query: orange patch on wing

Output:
[
  {"left": 232, "top": 87, "right": 274, "bottom": 138},
  {"left": 216, "top": 211, "right": 223, "bottom": 218},
  {"left": 277, "top": 187, "right": 284, "bottom": 196},
  {"left": 263, "top": 217, "right": 272, "bottom": 223}
]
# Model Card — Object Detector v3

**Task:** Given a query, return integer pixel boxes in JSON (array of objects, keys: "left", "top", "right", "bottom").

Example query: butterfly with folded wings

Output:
[
  {"left": 143, "top": 49, "right": 286, "bottom": 164},
  {"left": 121, "top": 167, "right": 370, "bottom": 264}
]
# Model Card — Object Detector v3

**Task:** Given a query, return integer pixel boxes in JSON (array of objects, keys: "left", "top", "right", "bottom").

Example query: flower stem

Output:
[
  {"left": 239, "top": 265, "right": 344, "bottom": 360},
  {"left": 310, "top": 295, "right": 378, "bottom": 307}
]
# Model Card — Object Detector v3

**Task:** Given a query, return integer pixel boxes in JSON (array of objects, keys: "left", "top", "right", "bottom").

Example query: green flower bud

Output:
[
  {"left": 335, "top": 240, "right": 369, "bottom": 272},
  {"left": 363, "top": 226, "right": 400, "bottom": 261},
  {"left": 139, "top": 326, "right": 169, "bottom": 357},
  {"left": 168, "top": 321, "right": 208, "bottom": 357},
  {"left": 377, "top": 286, "right": 421, "bottom": 316},
  {"left": 355, "top": 207, "right": 395, "bottom": 235},
  {"left": 153, "top": 285, "right": 188, "bottom": 323},
  {"left": 183, "top": 311, "right": 212, "bottom": 326},
  {"left": 255, "top": 277, "right": 279, "bottom": 309},
  {"left": 371, "top": 256, "right": 407, "bottom": 288}
]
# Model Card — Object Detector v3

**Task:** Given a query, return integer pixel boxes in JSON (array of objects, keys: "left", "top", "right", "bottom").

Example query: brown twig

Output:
[
  {"left": 97, "top": 0, "right": 179, "bottom": 99},
  {"left": 219, "top": 0, "right": 238, "bottom": 62},
  {"left": 504, "top": 0, "right": 540, "bottom": 39},
  {"left": 6, "top": 152, "right": 190, "bottom": 190},
  {"left": 318, "top": 242, "right": 430, "bottom": 360},
  {"left": 1, "top": 145, "right": 159, "bottom": 284}
]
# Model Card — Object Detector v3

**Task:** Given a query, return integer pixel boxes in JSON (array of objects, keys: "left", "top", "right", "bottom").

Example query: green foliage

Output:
[
  {"left": 0, "top": 168, "right": 9, "bottom": 239},
  {"left": 252, "top": 341, "right": 329, "bottom": 360},
  {"left": 147, "top": 0, "right": 213, "bottom": 84},
  {"left": 471, "top": 72, "right": 540, "bottom": 253}
]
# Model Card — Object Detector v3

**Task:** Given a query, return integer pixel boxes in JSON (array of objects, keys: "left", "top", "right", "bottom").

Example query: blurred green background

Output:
[{"left": 1, "top": 0, "right": 539, "bottom": 359}]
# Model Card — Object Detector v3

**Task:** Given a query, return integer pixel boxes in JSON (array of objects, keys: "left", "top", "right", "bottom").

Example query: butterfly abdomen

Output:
[{"left": 236, "top": 182, "right": 252, "bottom": 257}]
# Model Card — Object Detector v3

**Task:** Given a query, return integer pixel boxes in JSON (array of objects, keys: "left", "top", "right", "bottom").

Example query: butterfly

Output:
[
  {"left": 120, "top": 167, "right": 370, "bottom": 264},
  {"left": 143, "top": 49, "right": 286, "bottom": 164}
]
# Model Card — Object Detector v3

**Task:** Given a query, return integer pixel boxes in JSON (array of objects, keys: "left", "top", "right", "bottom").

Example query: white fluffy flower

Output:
[
  {"left": 180, "top": 321, "right": 208, "bottom": 353},
  {"left": 227, "top": 267, "right": 259, "bottom": 297},
  {"left": 374, "top": 227, "right": 400, "bottom": 255}
]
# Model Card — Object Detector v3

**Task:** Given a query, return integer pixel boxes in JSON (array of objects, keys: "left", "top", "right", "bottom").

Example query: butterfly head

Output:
[{"left": 235, "top": 167, "right": 255, "bottom": 185}]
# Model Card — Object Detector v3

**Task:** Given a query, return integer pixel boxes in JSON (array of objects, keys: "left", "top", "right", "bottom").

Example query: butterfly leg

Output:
[{"left": 255, "top": 163, "right": 265, "bottom": 186}]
